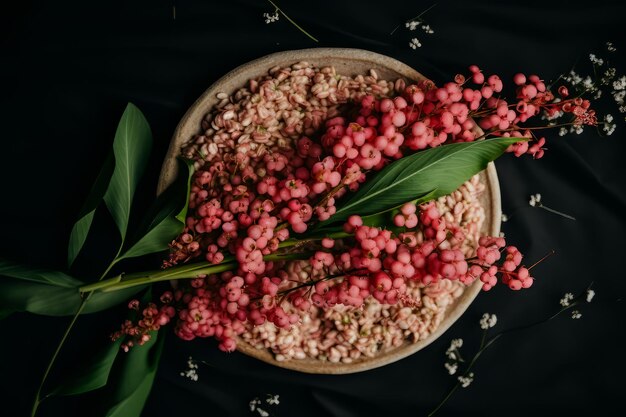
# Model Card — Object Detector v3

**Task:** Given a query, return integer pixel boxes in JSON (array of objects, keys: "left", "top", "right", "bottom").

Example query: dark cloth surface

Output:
[{"left": 1, "top": 1, "right": 625, "bottom": 416}]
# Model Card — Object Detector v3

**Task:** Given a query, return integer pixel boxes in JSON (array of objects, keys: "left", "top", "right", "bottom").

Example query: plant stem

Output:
[
  {"left": 266, "top": 0, "right": 318, "bottom": 43},
  {"left": 80, "top": 251, "right": 315, "bottom": 294},
  {"left": 30, "top": 294, "right": 91, "bottom": 417},
  {"left": 539, "top": 204, "right": 576, "bottom": 221},
  {"left": 32, "top": 240, "right": 127, "bottom": 415},
  {"left": 390, "top": 3, "right": 438, "bottom": 35}
]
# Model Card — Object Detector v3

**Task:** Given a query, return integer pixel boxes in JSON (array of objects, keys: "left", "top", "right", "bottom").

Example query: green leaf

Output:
[
  {"left": 325, "top": 138, "right": 521, "bottom": 224},
  {"left": 50, "top": 339, "right": 123, "bottom": 396},
  {"left": 103, "top": 103, "right": 153, "bottom": 242},
  {"left": 103, "top": 330, "right": 165, "bottom": 417},
  {"left": 0, "top": 259, "right": 81, "bottom": 288},
  {"left": 0, "top": 278, "right": 145, "bottom": 316},
  {"left": 359, "top": 188, "right": 439, "bottom": 228},
  {"left": 67, "top": 154, "right": 115, "bottom": 267},
  {"left": 120, "top": 158, "right": 194, "bottom": 260},
  {"left": 0, "top": 259, "right": 144, "bottom": 316}
]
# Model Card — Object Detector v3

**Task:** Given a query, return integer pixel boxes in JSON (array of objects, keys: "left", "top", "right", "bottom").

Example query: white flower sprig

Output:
[
  {"left": 430, "top": 284, "right": 595, "bottom": 416},
  {"left": 528, "top": 193, "right": 576, "bottom": 221},
  {"left": 390, "top": 3, "right": 437, "bottom": 51},
  {"left": 180, "top": 356, "right": 199, "bottom": 381},
  {"left": 250, "top": 394, "right": 280, "bottom": 416}
]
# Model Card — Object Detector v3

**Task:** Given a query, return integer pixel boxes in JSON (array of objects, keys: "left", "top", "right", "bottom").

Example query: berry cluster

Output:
[{"left": 115, "top": 66, "right": 588, "bottom": 352}]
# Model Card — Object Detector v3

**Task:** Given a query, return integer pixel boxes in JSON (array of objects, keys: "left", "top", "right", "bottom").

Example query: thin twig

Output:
[{"left": 266, "top": 0, "right": 318, "bottom": 43}]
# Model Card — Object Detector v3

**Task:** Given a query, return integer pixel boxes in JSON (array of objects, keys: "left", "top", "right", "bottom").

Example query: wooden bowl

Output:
[{"left": 158, "top": 48, "right": 501, "bottom": 374}]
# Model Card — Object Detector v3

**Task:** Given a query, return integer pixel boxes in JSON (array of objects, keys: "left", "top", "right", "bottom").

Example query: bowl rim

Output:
[{"left": 158, "top": 47, "right": 501, "bottom": 374}]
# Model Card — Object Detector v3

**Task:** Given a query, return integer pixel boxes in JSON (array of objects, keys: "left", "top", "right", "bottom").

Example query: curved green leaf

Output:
[
  {"left": 0, "top": 278, "right": 144, "bottom": 316},
  {"left": 103, "top": 330, "right": 165, "bottom": 417},
  {"left": 103, "top": 103, "right": 153, "bottom": 242},
  {"left": 120, "top": 158, "right": 194, "bottom": 260},
  {"left": 67, "top": 154, "right": 115, "bottom": 267},
  {"left": 0, "top": 259, "right": 144, "bottom": 316},
  {"left": 50, "top": 339, "right": 123, "bottom": 396},
  {"left": 0, "top": 259, "right": 81, "bottom": 288},
  {"left": 326, "top": 137, "right": 521, "bottom": 224}
]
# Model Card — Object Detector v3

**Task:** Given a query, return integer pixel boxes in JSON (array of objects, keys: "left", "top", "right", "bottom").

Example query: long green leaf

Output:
[
  {"left": 326, "top": 138, "right": 521, "bottom": 224},
  {"left": 0, "top": 259, "right": 144, "bottom": 316},
  {"left": 0, "top": 259, "right": 81, "bottom": 288},
  {"left": 103, "top": 103, "right": 153, "bottom": 242},
  {"left": 67, "top": 154, "right": 115, "bottom": 267},
  {"left": 0, "top": 278, "right": 144, "bottom": 316},
  {"left": 120, "top": 158, "right": 194, "bottom": 260},
  {"left": 49, "top": 339, "right": 123, "bottom": 396},
  {"left": 103, "top": 330, "right": 165, "bottom": 417}
]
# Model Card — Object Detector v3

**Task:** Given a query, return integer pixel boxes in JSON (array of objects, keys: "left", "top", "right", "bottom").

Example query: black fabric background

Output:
[{"left": 1, "top": 1, "right": 625, "bottom": 416}]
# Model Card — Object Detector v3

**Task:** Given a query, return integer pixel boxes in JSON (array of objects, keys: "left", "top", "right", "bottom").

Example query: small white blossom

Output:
[
  {"left": 421, "top": 24, "right": 434, "bottom": 34},
  {"left": 266, "top": 394, "right": 280, "bottom": 405},
  {"left": 263, "top": 11, "right": 279, "bottom": 24},
  {"left": 445, "top": 362, "right": 458, "bottom": 375},
  {"left": 445, "top": 338, "right": 463, "bottom": 360},
  {"left": 589, "top": 54, "right": 604, "bottom": 66},
  {"left": 620, "top": 105, "right": 626, "bottom": 113},
  {"left": 566, "top": 70, "right": 583, "bottom": 85},
  {"left": 594, "top": 90, "right": 603, "bottom": 99},
  {"left": 603, "top": 114, "right": 617, "bottom": 136},
  {"left": 180, "top": 356, "right": 199, "bottom": 381},
  {"left": 571, "top": 310, "right": 582, "bottom": 319},
  {"left": 499, "top": 231, "right": 505, "bottom": 238},
  {"left": 479, "top": 313, "right": 498, "bottom": 330},
  {"left": 558, "top": 127, "right": 568, "bottom": 137},
  {"left": 405, "top": 21, "right": 419, "bottom": 30},
  {"left": 458, "top": 372, "right": 475, "bottom": 388},
  {"left": 529, "top": 193, "right": 542, "bottom": 207},
  {"left": 613, "top": 76, "right": 626, "bottom": 92},
  {"left": 570, "top": 125, "right": 584, "bottom": 135},
  {"left": 586, "top": 289, "right": 595, "bottom": 303},
  {"left": 501, "top": 213, "right": 508, "bottom": 222},
  {"left": 607, "top": 41, "right": 616, "bottom": 52},
  {"left": 250, "top": 398, "right": 261, "bottom": 412},
  {"left": 409, "top": 38, "right": 421, "bottom": 49},
  {"left": 258, "top": 409, "right": 269, "bottom": 417},
  {"left": 613, "top": 90, "right": 625, "bottom": 105},
  {"left": 560, "top": 292, "right": 574, "bottom": 307}
]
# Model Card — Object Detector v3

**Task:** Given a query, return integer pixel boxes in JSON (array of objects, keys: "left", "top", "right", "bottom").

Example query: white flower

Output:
[
  {"left": 250, "top": 398, "right": 261, "bottom": 412},
  {"left": 613, "top": 90, "right": 625, "bottom": 105},
  {"left": 501, "top": 213, "right": 508, "bottom": 222},
  {"left": 560, "top": 292, "right": 574, "bottom": 307},
  {"left": 594, "top": 90, "right": 603, "bottom": 99},
  {"left": 613, "top": 76, "right": 626, "bottom": 91},
  {"left": 589, "top": 54, "right": 604, "bottom": 66},
  {"left": 446, "top": 338, "right": 463, "bottom": 360},
  {"left": 607, "top": 41, "right": 616, "bottom": 52},
  {"left": 406, "top": 21, "right": 419, "bottom": 31},
  {"left": 571, "top": 310, "right": 582, "bottom": 319},
  {"left": 567, "top": 70, "right": 582, "bottom": 85},
  {"left": 458, "top": 372, "right": 475, "bottom": 388},
  {"left": 421, "top": 24, "right": 434, "bottom": 34},
  {"left": 479, "top": 313, "right": 497, "bottom": 330},
  {"left": 558, "top": 127, "right": 568, "bottom": 137},
  {"left": 586, "top": 289, "right": 595, "bottom": 303},
  {"left": 266, "top": 394, "right": 280, "bottom": 405},
  {"left": 409, "top": 38, "right": 421, "bottom": 49},
  {"left": 499, "top": 231, "right": 505, "bottom": 238},
  {"left": 263, "top": 11, "right": 279, "bottom": 24},
  {"left": 180, "top": 356, "right": 199, "bottom": 381},
  {"left": 570, "top": 125, "right": 584, "bottom": 135},
  {"left": 258, "top": 409, "right": 269, "bottom": 417},
  {"left": 529, "top": 193, "right": 542, "bottom": 207},
  {"left": 445, "top": 362, "right": 458, "bottom": 375}
]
